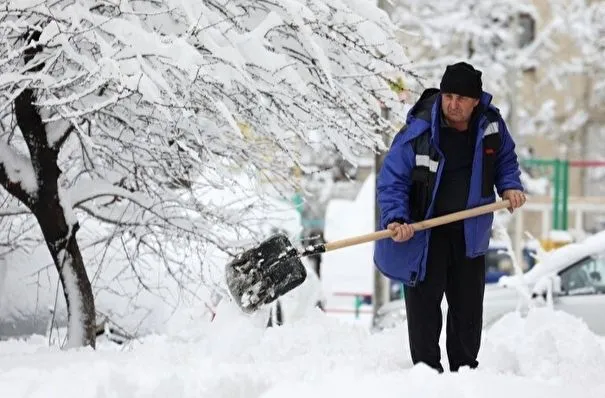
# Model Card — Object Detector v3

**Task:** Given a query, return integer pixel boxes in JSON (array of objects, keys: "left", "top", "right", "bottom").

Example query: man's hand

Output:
[
  {"left": 387, "top": 222, "right": 415, "bottom": 242},
  {"left": 502, "top": 189, "right": 526, "bottom": 213}
]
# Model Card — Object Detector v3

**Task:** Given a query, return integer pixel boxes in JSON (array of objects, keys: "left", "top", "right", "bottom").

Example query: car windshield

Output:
[{"left": 559, "top": 252, "right": 605, "bottom": 295}]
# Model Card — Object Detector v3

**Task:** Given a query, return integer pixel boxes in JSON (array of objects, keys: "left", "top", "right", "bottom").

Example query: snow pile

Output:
[
  {"left": 1, "top": 304, "right": 604, "bottom": 398},
  {"left": 481, "top": 308, "right": 605, "bottom": 384},
  {"left": 200, "top": 301, "right": 406, "bottom": 373}
]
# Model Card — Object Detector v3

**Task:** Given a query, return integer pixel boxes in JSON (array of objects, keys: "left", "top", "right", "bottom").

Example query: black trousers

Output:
[{"left": 403, "top": 225, "right": 486, "bottom": 372}]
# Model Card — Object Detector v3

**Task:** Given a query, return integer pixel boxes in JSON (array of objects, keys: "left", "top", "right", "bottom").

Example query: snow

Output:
[
  {"left": 482, "top": 308, "right": 605, "bottom": 385},
  {"left": 499, "top": 230, "right": 605, "bottom": 287},
  {"left": 1, "top": 0, "right": 605, "bottom": 395},
  {"left": 519, "top": 170, "right": 549, "bottom": 195},
  {"left": 548, "top": 229, "right": 575, "bottom": 243},
  {"left": 0, "top": 171, "right": 304, "bottom": 338},
  {"left": 2, "top": 170, "right": 605, "bottom": 397},
  {"left": 1, "top": 0, "right": 408, "bottom": 347},
  {"left": 0, "top": 304, "right": 604, "bottom": 397},
  {"left": 44, "top": 119, "right": 72, "bottom": 148},
  {"left": 57, "top": 183, "right": 78, "bottom": 227},
  {"left": 0, "top": 141, "right": 38, "bottom": 196},
  {"left": 4, "top": 169, "right": 603, "bottom": 396},
  {"left": 56, "top": 249, "right": 85, "bottom": 348},
  {"left": 68, "top": 178, "right": 152, "bottom": 208},
  {"left": 321, "top": 172, "right": 375, "bottom": 296}
]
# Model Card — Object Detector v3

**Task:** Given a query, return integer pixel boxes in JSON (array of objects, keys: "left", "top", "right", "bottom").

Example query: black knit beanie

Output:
[{"left": 439, "top": 62, "right": 483, "bottom": 99}]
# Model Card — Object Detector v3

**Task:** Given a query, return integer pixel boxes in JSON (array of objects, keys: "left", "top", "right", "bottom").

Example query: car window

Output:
[
  {"left": 485, "top": 249, "right": 513, "bottom": 273},
  {"left": 558, "top": 253, "right": 605, "bottom": 296}
]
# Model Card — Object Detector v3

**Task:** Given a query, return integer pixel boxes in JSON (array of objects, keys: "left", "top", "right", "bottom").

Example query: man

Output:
[{"left": 373, "top": 62, "right": 525, "bottom": 373}]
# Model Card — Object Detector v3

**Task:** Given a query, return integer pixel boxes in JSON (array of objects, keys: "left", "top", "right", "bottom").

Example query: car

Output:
[
  {"left": 484, "top": 244, "right": 514, "bottom": 284},
  {"left": 387, "top": 238, "right": 534, "bottom": 300},
  {"left": 374, "top": 230, "right": 605, "bottom": 335}
]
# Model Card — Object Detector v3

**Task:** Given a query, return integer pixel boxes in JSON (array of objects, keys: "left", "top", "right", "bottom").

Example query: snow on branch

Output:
[
  {"left": 390, "top": 0, "right": 605, "bottom": 140},
  {"left": 0, "top": 140, "right": 38, "bottom": 202},
  {"left": 0, "top": 0, "right": 411, "bottom": 302}
]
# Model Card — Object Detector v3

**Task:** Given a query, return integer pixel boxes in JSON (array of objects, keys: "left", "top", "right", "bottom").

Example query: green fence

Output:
[{"left": 521, "top": 158, "right": 569, "bottom": 230}]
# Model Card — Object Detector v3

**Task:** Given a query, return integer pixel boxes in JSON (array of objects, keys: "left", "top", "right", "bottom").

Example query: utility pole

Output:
[
  {"left": 372, "top": 0, "right": 394, "bottom": 328},
  {"left": 508, "top": 12, "right": 521, "bottom": 262},
  {"left": 372, "top": 105, "right": 392, "bottom": 327}
]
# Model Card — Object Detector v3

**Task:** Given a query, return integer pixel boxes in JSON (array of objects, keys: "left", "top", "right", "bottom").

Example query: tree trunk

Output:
[
  {"left": 36, "top": 211, "right": 96, "bottom": 348},
  {"left": 13, "top": 87, "right": 96, "bottom": 348},
  {"left": 0, "top": 29, "right": 97, "bottom": 348}
]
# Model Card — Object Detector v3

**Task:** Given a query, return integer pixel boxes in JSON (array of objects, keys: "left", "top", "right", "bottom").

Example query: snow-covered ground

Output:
[
  {"left": 3, "top": 173, "right": 605, "bottom": 397},
  {"left": 1, "top": 302, "right": 604, "bottom": 398}
]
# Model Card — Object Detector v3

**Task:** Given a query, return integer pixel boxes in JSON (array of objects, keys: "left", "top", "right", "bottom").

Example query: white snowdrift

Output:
[{"left": 0, "top": 304, "right": 603, "bottom": 398}]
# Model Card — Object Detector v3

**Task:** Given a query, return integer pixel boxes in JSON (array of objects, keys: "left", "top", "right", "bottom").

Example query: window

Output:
[
  {"left": 518, "top": 13, "right": 535, "bottom": 48},
  {"left": 559, "top": 253, "right": 605, "bottom": 296}
]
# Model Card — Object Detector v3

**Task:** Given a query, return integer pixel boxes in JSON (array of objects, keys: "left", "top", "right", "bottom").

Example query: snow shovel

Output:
[{"left": 225, "top": 200, "right": 511, "bottom": 314}]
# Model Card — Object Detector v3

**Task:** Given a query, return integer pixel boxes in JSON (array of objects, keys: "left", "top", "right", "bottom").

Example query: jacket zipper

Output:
[
  {"left": 413, "top": 149, "right": 444, "bottom": 284},
  {"left": 466, "top": 114, "right": 489, "bottom": 257}
]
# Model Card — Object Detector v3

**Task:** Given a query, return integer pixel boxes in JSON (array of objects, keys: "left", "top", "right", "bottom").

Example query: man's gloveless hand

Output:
[
  {"left": 502, "top": 189, "right": 526, "bottom": 213},
  {"left": 387, "top": 222, "right": 415, "bottom": 242}
]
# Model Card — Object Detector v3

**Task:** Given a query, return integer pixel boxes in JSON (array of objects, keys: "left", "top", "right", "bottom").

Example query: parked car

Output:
[
  {"left": 374, "top": 230, "right": 605, "bottom": 335},
  {"left": 484, "top": 242, "right": 515, "bottom": 284},
  {"left": 387, "top": 238, "right": 534, "bottom": 300}
]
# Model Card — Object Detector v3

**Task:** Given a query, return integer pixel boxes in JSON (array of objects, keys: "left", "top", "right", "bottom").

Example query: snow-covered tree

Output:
[
  {"left": 389, "top": 0, "right": 605, "bottom": 196},
  {"left": 389, "top": 1, "right": 539, "bottom": 130},
  {"left": 0, "top": 0, "right": 408, "bottom": 347},
  {"left": 543, "top": 0, "right": 605, "bottom": 195}
]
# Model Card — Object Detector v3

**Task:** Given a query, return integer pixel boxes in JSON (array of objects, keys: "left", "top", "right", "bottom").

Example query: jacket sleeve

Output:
[
  {"left": 376, "top": 131, "right": 415, "bottom": 229},
  {"left": 495, "top": 118, "right": 524, "bottom": 196}
]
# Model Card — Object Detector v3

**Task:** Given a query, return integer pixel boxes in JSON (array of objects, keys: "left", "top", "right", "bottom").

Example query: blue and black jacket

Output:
[{"left": 373, "top": 88, "right": 523, "bottom": 285}]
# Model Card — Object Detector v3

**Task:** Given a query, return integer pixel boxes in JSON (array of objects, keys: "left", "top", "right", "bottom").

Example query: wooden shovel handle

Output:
[{"left": 323, "top": 200, "right": 511, "bottom": 252}]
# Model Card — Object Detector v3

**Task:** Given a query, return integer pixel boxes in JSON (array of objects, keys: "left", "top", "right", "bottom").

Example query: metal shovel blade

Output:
[{"left": 225, "top": 233, "right": 307, "bottom": 313}]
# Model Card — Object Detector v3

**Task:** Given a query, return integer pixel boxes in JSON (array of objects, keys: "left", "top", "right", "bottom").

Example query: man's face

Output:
[{"left": 441, "top": 93, "right": 479, "bottom": 124}]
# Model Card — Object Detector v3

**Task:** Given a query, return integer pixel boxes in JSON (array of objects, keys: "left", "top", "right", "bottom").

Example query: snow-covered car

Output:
[{"left": 374, "top": 230, "right": 605, "bottom": 335}]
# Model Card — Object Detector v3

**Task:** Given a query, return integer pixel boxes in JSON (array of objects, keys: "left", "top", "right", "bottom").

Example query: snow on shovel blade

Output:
[{"left": 225, "top": 233, "right": 307, "bottom": 313}]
